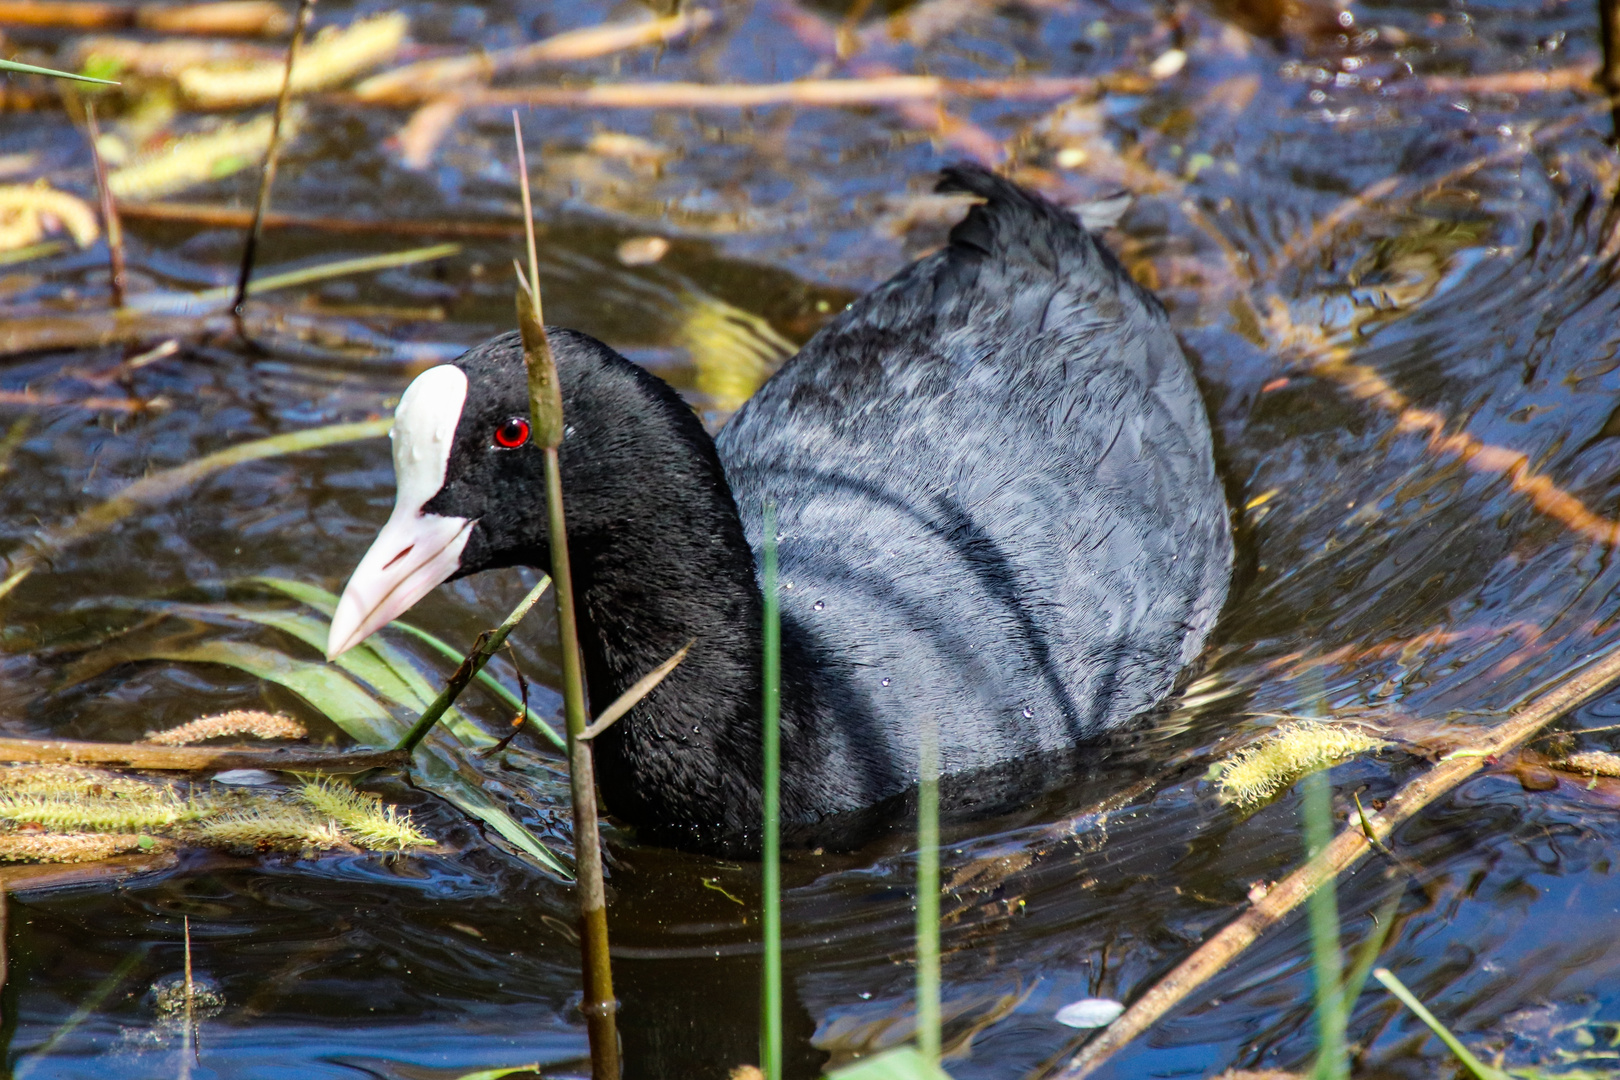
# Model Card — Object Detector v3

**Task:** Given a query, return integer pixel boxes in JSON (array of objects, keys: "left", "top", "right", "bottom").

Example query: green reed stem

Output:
[
  {"left": 761, "top": 503, "right": 783, "bottom": 1080},
  {"left": 394, "top": 574, "right": 551, "bottom": 753},
  {"left": 1303, "top": 769, "right": 1347, "bottom": 1080},
  {"left": 916, "top": 715, "right": 941, "bottom": 1064}
]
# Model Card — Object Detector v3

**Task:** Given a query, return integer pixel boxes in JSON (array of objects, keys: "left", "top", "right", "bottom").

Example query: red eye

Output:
[{"left": 493, "top": 417, "right": 530, "bottom": 449}]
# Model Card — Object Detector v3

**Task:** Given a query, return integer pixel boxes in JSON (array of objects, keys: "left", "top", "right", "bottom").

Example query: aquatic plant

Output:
[
  {"left": 146, "top": 710, "right": 307, "bottom": 746},
  {"left": 1213, "top": 722, "right": 1389, "bottom": 808},
  {"left": 0, "top": 764, "right": 167, "bottom": 799},
  {"left": 298, "top": 777, "right": 430, "bottom": 850}
]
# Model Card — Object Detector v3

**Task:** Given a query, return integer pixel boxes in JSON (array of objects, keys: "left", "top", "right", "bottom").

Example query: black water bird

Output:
[{"left": 326, "top": 165, "right": 1233, "bottom": 852}]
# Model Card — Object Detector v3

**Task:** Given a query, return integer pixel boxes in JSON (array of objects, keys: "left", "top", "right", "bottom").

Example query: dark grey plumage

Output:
[
  {"left": 416, "top": 164, "right": 1230, "bottom": 852},
  {"left": 719, "top": 164, "right": 1231, "bottom": 818}
]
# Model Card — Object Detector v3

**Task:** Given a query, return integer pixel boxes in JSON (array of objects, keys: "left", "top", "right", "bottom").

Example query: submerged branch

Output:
[{"left": 1043, "top": 631, "right": 1620, "bottom": 1079}]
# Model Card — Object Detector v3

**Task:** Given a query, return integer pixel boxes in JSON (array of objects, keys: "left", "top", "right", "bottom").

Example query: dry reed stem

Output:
[
  {"left": 116, "top": 200, "right": 530, "bottom": 238},
  {"left": 83, "top": 103, "right": 125, "bottom": 308},
  {"left": 457, "top": 75, "right": 1096, "bottom": 110},
  {"left": 0, "top": 1, "right": 290, "bottom": 34},
  {"left": 70, "top": 36, "right": 280, "bottom": 77},
  {"left": 1045, "top": 632, "right": 1620, "bottom": 1079},
  {"left": 353, "top": 10, "right": 716, "bottom": 105},
  {"left": 145, "top": 710, "right": 307, "bottom": 746},
  {"left": 0, "top": 735, "right": 403, "bottom": 772}
]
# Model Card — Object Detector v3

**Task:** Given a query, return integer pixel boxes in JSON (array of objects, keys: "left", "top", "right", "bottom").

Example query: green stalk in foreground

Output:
[
  {"left": 1303, "top": 769, "right": 1347, "bottom": 1080},
  {"left": 514, "top": 111, "right": 618, "bottom": 1074},
  {"left": 916, "top": 716, "right": 941, "bottom": 1064},
  {"left": 394, "top": 574, "right": 552, "bottom": 753},
  {"left": 761, "top": 505, "right": 783, "bottom": 1080}
]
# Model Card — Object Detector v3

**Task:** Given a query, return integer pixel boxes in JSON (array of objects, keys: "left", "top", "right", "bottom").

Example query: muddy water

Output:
[{"left": 4, "top": 0, "right": 1620, "bottom": 1076}]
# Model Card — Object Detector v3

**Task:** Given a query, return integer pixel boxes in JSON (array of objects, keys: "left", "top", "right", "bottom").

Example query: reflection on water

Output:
[{"left": 4, "top": 0, "right": 1620, "bottom": 1075}]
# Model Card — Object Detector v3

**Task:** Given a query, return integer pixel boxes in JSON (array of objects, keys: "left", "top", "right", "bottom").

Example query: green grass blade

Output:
[
  {"left": 0, "top": 57, "right": 119, "bottom": 84},
  {"left": 916, "top": 717, "right": 941, "bottom": 1064},
  {"left": 761, "top": 505, "right": 782, "bottom": 1080},
  {"left": 1303, "top": 769, "right": 1347, "bottom": 1080},
  {"left": 827, "top": 1047, "right": 953, "bottom": 1079},
  {"left": 451, "top": 1067, "right": 541, "bottom": 1080},
  {"left": 1372, "top": 968, "right": 1512, "bottom": 1080},
  {"left": 248, "top": 575, "right": 563, "bottom": 751}
]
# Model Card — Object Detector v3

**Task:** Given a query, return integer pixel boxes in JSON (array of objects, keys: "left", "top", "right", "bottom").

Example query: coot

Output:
[{"left": 326, "top": 164, "right": 1232, "bottom": 851}]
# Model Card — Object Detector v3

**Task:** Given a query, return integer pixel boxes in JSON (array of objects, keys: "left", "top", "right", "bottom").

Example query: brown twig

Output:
[
  {"left": 231, "top": 0, "right": 316, "bottom": 327},
  {"left": 82, "top": 102, "right": 125, "bottom": 309},
  {"left": 1421, "top": 64, "right": 1597, "bottom": 96},
  {"left": 0, "top": 0, "right": 290, "bottom": 34},
  {"left": 0, "top": 735, "right": 404, "bottom": 772},
  {"left": 1041, "top": 628, "right": 1620, "bottom": 1079}
]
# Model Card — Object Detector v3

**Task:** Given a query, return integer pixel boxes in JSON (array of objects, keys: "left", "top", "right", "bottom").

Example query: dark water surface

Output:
[{"left": 5, "top": 0, "right": 1620, "bottom": 1076}]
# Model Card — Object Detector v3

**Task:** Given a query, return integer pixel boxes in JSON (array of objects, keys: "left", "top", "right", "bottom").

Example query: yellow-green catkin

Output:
[
  {"left": 146, "top": 710, "right": 306, "bottom": 746},
  {"left": 298, "top": 777, "right": 430, "bottom": 850},
  {"left": 1214, "top": 722, "right": 1389, "bottom": 808}
]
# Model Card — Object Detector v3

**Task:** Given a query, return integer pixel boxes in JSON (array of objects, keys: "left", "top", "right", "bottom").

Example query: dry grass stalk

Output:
[
  {"left": 1048, "top": 633, "right": 1620, "bottom": 1079},
  {"left": 0, "top": 1, "right": 289, "bottom": 34},
  {"left": 1214, "top": 722, "right": 1390, "bottom": 808},
  {"left": 460, "top": 75, "right": 1096, "bottom": 111},
  {"left": 353, "top": 9, "right": 715, "bottom": 105},
  {"left": 145, "top": 710, "right": 307, "bottom": 746},
  {"left": 0, "top": 184, "right": 99, "bottom": 252},
  {"left": 107, "top": 112, "right": 298, "bottom": 200},
  {"left": 0, "top": 831, "right": 159, "bottom": 863},
  {"left": 180, "top": 12, "right": 406, "bottom": 108}
]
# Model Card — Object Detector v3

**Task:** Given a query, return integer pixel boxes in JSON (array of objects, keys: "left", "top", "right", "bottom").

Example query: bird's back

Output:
[{"left": 717, "top": 165, "right": 1231, "bottom": 816}]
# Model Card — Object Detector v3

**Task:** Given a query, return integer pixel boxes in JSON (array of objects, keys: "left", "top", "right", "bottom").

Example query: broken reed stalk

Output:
[
  {"left": 231, "top": 0, "right": 316, "bottom": 322},
  {"left": 82, "top": 103, "right": 125, "bottom": 308},
  {"left": 578, "top": 640, "right": 692, "bottom": 741},
  {"left": 1042, "top": 634, "right": 1620, "bottom": 1080},
  {"left": 0, "top": 735, "right": 403, "bottom": 772},
  {"left": 514, "top": 113, "right": 619, "bottom": 1080},
  {"left": 182, "top": 915, "right": 196, "bottom": 1079},
  {"left": 916, "top": 712, "right": 941, "bottom": 1065},
  {"left": 761, "top": 505, "right": 783, "bottom": 1080},
  {"left": 393, "top": 575, "right": 551, "bottom": 754}
]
